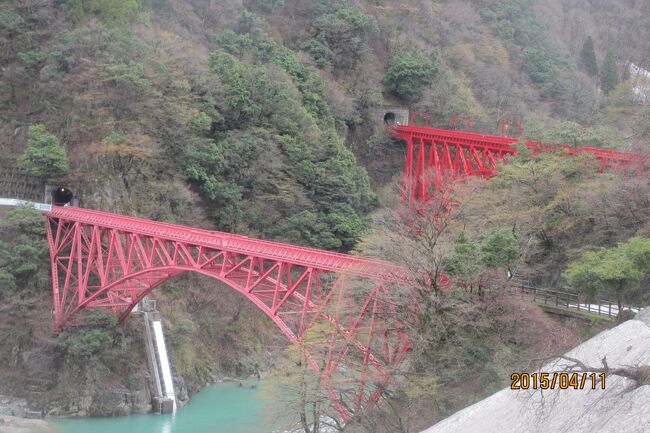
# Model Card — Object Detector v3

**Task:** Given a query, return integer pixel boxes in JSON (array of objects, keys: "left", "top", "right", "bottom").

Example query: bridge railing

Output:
[{"left": 514, "top": 283, "right": 627, "bottom": 318}]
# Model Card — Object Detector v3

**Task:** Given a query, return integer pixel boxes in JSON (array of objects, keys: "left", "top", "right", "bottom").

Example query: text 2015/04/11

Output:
[{"left": 510, "top": 372, "right": 606, "bottom": 390}]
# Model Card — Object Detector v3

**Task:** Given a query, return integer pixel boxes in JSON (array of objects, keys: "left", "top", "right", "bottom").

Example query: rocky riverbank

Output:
[
  {"left": 0, "top": 416, "right": 52, "bottom": 433},
  {"left": 0, "top": 284, "right": 280, "bottom": 420}
]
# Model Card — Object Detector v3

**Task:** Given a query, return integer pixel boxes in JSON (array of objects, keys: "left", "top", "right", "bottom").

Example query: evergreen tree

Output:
[
  {"left": 579, "top": 36, "right": 598, "bottom": 77},
  {"left": 600, "top": 50, "right": 619, "bottom": 95},
  {"left": 19, "top": 124, "right": 69, "bottom": 179},
  {"left": 386, "top": 49, "right": 440, "bottom": 100}
]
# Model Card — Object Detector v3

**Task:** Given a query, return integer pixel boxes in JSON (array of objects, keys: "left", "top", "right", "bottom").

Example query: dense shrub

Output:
[
  {"left": 64, "top": 329, "right": 113, "bottom": 357},
  {"left": 385, "top": 49, "right": 440, "bottom": 100},
  {"left": 184, "top": 34, "right": 377, "bottom": 250},
  {"left": 0, "top": 207, "right": 49, "bottom": 295},
  {"left": 19, "top": 124, "right": 69, "bottom": 179}
]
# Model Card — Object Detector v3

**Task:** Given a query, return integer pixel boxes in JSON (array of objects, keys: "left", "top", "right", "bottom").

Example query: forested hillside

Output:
[
  {"left": 1, "top": 0, "right": 648, "bottom": 248},
  {"left": 0, "top": 0, "right": 649, "bottom": 431}
]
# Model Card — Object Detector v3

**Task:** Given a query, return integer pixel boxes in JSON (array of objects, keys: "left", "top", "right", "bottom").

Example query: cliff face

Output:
[
  {"left": 0, "top": 292, "right": 151, "bottom": 417},
  {"left": 0, "top": 282, "right": 279, "bottom": 417}
]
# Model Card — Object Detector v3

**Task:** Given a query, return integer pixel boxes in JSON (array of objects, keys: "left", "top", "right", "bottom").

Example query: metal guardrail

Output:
[
  {"left": 516, "top": 283, "right": 636, "bottom": 319},
  {"left": 0, "top": 198, "right": 52, "bottom": 211}
]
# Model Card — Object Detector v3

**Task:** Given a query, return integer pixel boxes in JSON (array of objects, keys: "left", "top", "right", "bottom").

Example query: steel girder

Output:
[
  {"left": 525, "top": 141, "right": 650, "bottom": 175},
  {"left": 45, "top": 206, "right": 410, "bottom": 420},
  {"left": 395, "top": 125, "right": 518, "bottom": 206},
  {"left": 391, "top": 124, "right": 650, "bottom": 207}
]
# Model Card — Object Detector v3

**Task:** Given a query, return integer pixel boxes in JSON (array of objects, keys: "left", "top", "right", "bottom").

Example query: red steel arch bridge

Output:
[
  {"left": 45, "top": 206, "right": 411, "bottom": 419},
  {"left": 3, "top": 114, "right": 648, "bottom": 420}
]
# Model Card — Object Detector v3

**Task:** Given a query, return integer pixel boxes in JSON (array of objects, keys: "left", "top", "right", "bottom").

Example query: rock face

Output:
[
  {"left": 0, "top": 397, "right": 28, "bottom": 418},
  {"left": 421, "top": 309, "right": 650, "bottom": 433},
  {"left": 0, "top": 303, "right": 154, "bottom": 418},
  {"left": 0, "top": 416, "right": 52, "bottom": 433},
  {"left": 41, "top": 360, "right": 152, "bottom": 417}
]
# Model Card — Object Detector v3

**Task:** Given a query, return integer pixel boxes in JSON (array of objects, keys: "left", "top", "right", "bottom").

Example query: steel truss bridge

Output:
[
  {"left": 2, "top": 118, "right": 648, "bottom": 420},
  {"left": 45, "top": 206, "right": 411, "bottom": 419},
  {"left": 391, "top": 121, "right": 650, "bottom": 206}
]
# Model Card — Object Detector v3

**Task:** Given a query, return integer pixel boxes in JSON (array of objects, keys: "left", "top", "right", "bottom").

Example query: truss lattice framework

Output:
[
  {"left": 394, "top": 125, "right": 518, "bottom": 205},
  {"left": 45, "top": 206, "right": 411, "bottom": 420},
  {"left": 391, "top": 124, "right": 650, "bottom": 206},
  {"left": 525, "top": 141, "right": 650, "bottom": 174}
]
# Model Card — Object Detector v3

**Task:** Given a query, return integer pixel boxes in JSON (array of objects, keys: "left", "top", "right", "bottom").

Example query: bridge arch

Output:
[
  {"left": 66, "top": 265, "right": 307, "bottom": 343},
  {"left": 45, "top": 206, "right": 411, "bottom": 419}
]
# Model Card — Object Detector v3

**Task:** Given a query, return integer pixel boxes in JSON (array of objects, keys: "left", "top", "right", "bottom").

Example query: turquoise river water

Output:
[{"left": 51, "top": 381, "right": 286, "bottom": 433}]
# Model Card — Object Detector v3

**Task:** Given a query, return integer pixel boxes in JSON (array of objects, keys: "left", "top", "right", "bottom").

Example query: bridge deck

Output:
[
  {"left": 47, "top": 206, "right": 401, "bottom": 280},
  {"left": 393, "top": 125, "right": 519, "bottom": 149}
]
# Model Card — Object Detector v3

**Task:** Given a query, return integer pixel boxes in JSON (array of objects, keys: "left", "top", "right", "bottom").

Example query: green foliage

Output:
[
  {"left": 442, "top": 229, "right": 519, "bottom": 291},
  {"left": 580, "top": 36, "right": 598, "bottom": 77},
  {"left": 38, "top": 29, "right": 93, "bottom": 79},
  {"left": 64, "top": 328, "right": 113, "bottom": 357},
  {"left": 600, "top": 50, "right": 619, "bottom": 95},
  {"left": 19, "top": 124, "right": 69, "bottom": 179},
  {"left": 619, "top": 237, "right": 650, "bottom": 272},
  {"left": 481, "top": 228, "right": 519, "bottom": 269},
  {"left": 18, "top": 50, "right": 46, "bottom": 74},
  {"left": 3, "top": 206, "right": 46, "bottom": 237},
  {"left": 0, "top": 9, "right": 24, "bottom": 33},
  {"left": 0, "top": 268, "right": 16, "bottom": 294},
  {"left": 564, "top": 239, "right": 647, "bottom": 308},
  {"left": 565, "top": 253, "right": 599, "bottom": 290},
  {"left": 0, "top": 240, "right": 16, "bottom": 295},
  {"left": 385, "top": 49, "right": 440, "bottom": 100},
  {"left": 188, "top": 112, "right": 212, "bottom": 136},
  {"left": 62, "top": 312, "right": 117, "bottom": 358},
  {"left": 65, "top": 0, "right": 142, "bottom": 26},
  {"left": 84, "top": 310, "right": 119, "bottom": 328},
  {"left": 104, "top": 62, "right": 151, "bottom": 92},
  {"left": 300, "top": 37, "right": 333, "bottom": 68},
  {"left": 482, "top": 0, "right": 545, "bottom": 47},
  {"left": 443, "top": 232, "right": 482, "bottom": 289},
  {"left": 0, "top": 207, "right": 49, "bottom": 296},
  {"left": 522, "top": 47, "right": 559, "bottom": 84},
  {"left": 6, "top": 242, "right": 43, "bottom": 278},
  {"left": 187, "top": 33, "right": 377, "bottom": 250},
  {"left": 543, "top": 121, "right": 625, "bottom": 149},
  {"left": 310, "top": 6, "right": 377, "bottom": 70},
  {"left": 481, "top": 0, "right": 578, "bottom": 111},
  {"left": 211, "top": 31, "right": 253, "bottom": 55},
  {"left": 492, "top": 146, "right": 591, "bottom": 200}
]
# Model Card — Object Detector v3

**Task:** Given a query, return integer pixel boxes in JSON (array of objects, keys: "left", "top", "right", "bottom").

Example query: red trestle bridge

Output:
[{"left": 390, "top": 123, "right": 650, "bottom": 206}]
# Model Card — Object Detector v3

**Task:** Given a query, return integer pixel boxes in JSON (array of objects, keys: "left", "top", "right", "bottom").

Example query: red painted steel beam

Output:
[
  {"left": 45, "top": 206, "right": 412, "bottom": 420},
  {"left": 392, "top": 125, "right": 518, "bottom": 204},
  {"left": 526, "top": 141, "right": 650, "bottom": 174},
  {"left": 390, "top": 124, "right": 650, "bottom": 206}
]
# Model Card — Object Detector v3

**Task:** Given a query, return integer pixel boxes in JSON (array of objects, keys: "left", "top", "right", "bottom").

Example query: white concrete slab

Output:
[{"left": 421, "top": 309, "right": 650, "bottom": 433}]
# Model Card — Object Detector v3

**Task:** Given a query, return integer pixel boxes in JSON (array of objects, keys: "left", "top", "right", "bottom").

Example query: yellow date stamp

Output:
[{"left": 510, "top": 372, "right": 606, "bottom": 390}]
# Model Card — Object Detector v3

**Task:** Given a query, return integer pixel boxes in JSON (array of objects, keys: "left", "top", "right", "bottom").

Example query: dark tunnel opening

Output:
[
  {"left": 383, "top": 111, "right": 396, "bottom": 125},
  {"left": 52, "top": 187, "right": 74, "bottom": 206}
]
